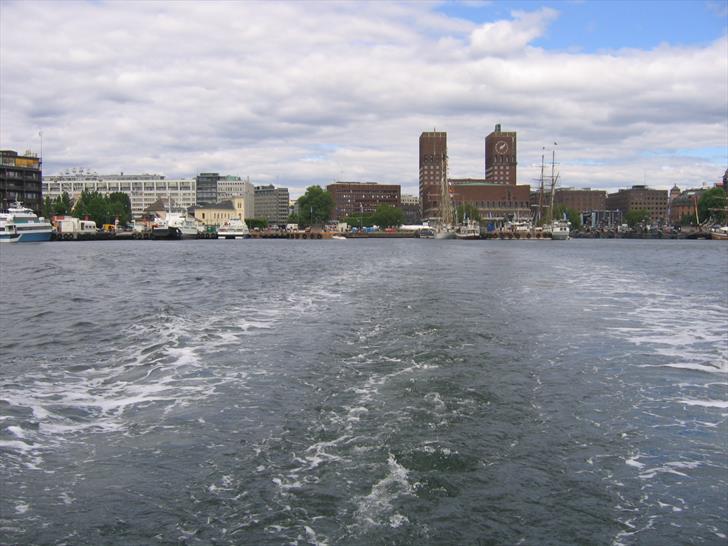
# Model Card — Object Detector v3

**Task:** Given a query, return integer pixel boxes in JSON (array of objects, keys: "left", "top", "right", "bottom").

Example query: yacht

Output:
[
  {"left": 455, "top": 219, "right": 481, "bottom": 240},
  {"left": 151, "top": 217, "right": 182, "bottom": 240},
  {"left": 217, "top": 217, "right": 250, "bottom": 239},
  {"left": 0, "top": 202, "right": 53, "bottom": 243},
  {"left": 165, "top": 212, "right": 200, "bottom": 239},
  {"left": 550, "top": 219, "right": 570, "bottom": 240},
  {"left": 710, "top": 226, "right": 728, "bottom": 240}
]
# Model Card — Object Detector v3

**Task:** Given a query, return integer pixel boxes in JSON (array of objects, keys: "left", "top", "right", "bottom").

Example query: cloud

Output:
[
  {"left": 469, "top": 8, "right": 559, "bottom": 57},
  {"left": 0, "top": 1, "right": 725, "bottom": 198}
]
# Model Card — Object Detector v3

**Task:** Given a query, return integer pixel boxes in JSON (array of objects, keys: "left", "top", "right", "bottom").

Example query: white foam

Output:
[
  {"left": 679, "top": 399, "right": 728, "bottom": 409},
  {"left": 354, "top": 454, "right": 413, "bottom": 528},
  {"left": 625, "top": 457, "right": 645, "bottom": 469}
]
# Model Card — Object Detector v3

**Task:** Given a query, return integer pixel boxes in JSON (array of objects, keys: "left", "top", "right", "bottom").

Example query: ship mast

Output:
[
  {"left": 440, "top": 152, "right": 453, "bottom": 226},
  {"left": 547, "top": 143, "right": 558, "bottom": 223},
  {"left": 537, "top": 148, "right": 545, "bottom": 224}
]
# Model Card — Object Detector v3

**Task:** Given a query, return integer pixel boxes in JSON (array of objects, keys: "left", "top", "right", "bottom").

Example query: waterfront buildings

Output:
[
  {"left": 197, "top": 173, "right": 255, "bottom": 218},
  {"left": 42, "top": 170, "right": 196, "bottom": 219},
  {"left": 400, "top": 194, "right": 421, "bottom": 224},
  {"left": 606, "top": 185, "right": 668, "bottom": 224},
  {"left": 484, "top": 124, "right": 517, "bottom": 185},
  {"left": 418, "top": 126, "right": 530, "bottom": 224},
  {"left": 668, "top": 186, "right": 704, "bottom": 225},
  {"left": 580, "top": 210, "right": 624, "bottom": 229},
  {"left": 554, "top": 188, "right": 606, "bottom": 212},
  {"left": 530, "top": 187, "right": 608, "bottom": 218},
  {"left": 450, "top": 179, "right": 531, "bottom": 222},
  {"left": 254, "top": 184, "right": 290, "bottom": 226},
  {"left": 1, "top": 150, "right": 42, "bottom": 213},
  {"left": 193, "top": 196, "right": 247, "bottom": 226},
  {"left": 195, "top": 173, "right": 220, "bottom": 206},
  {"left": 419, "top": 131, "right": 447, "bottom": 220},
  {"left": 326, "top": 181, "right": 401, "bottom": 221}
]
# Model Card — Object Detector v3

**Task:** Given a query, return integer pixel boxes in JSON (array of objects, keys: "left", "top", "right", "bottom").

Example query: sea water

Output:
[{"left": 0, "top": 239, "right": 726, "bottom": 544}]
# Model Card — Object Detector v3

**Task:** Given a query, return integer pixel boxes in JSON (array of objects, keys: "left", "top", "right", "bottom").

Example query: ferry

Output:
[
  {"left": 550, "top": 219, "right": 570, "bottom": 240},
  {"left": 0, "top": 202, "right": 53, "bottom": 243},
  {"left": 217, "top": 217, "right": 250, "bottom": 239}
]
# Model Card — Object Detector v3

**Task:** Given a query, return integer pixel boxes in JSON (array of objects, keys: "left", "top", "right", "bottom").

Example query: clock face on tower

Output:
[{"left": 495, "top": 141, "right": 509, "bottom": 155}]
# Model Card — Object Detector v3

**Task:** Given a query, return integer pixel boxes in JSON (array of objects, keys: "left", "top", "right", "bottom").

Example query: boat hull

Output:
[
  {"left": 0, "top": 230, "right": 52, "bottom": 243},
  {"left": 218, "top": 233, "right": 250, "bottom": 239},
  {"left": 152, "top": 227, "right": 182, "bottom": 240}
]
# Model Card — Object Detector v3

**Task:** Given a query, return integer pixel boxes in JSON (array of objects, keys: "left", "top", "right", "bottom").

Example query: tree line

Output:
[{"left": 42, "top": 190, "right": 132, "bottom": 227}]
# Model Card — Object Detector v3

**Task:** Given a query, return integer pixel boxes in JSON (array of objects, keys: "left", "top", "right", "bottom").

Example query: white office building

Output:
[{"left": 42, "top": 169, "right": 197, "bottom": 218}]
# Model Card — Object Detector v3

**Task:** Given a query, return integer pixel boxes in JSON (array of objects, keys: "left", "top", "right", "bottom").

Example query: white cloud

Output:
[
  {"left": 469, "top": 8, "right": 559, "bottom": 57},
  {"left": 0, "top": 1, "right": 725, "bottom": 198}
]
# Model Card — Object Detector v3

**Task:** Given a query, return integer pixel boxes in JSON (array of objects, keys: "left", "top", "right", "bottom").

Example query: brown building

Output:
[
  {"left": 606, "top": 185, "right": 668, "bottom": 225},
  {"left": 419, "top": 131, "right": 447, "bottom": 220},
  {"left": 326, "top": 181, "right": 401, "bottom": 221},
  {"left": 1, "top": 150, "right": 42, "bottom": 213},
  {"left": 484, "top": 124, "right": 517, "bottom": 185},
  {"left": 450, "top": 179, "right": 531, "bottom": 222},
  {"left": 554, "top": 188, "right": 606, "bottom": 212},
  {"left": 668, "top": 187, "right": 704, "bottom": 225}
]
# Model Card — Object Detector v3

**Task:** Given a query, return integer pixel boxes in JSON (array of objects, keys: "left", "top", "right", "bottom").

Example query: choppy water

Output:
[{"left": 1, "top": 239, "right": 726, "bottom": 545}]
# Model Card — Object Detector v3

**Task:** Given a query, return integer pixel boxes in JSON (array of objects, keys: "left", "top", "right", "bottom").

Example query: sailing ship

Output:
[
  {"left": 535, "top": 145, "right": 570, "bottom": 240},
  {"left": 434, "top": 152, "right": 456, "bottom": 239}
]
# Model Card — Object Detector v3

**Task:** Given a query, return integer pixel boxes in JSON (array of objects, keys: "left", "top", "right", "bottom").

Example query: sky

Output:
[{"left": 1, "top": 0, "right": 726, "bottom": 198}]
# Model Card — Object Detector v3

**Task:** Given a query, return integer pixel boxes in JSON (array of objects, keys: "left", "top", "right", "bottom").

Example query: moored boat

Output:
[
  {"left": 710, "top": 226, "right": 728, "bottom": 240},
  {"left": 550, "top": 219, "right": 570, "bottom": 240},
  {"left": 165, "top": 212, "right": 200, "bottom": 239},
  {"left": 151, "top": 217, "right": 182, "bottom": 240},
  {"left": 217, "top": 217, "right": 250, "bottom": 239},
  {"left": 0, "top": 202, "right": 53, "bottom": 243},
  {"left": 455, "top": 219, "right": 481, "bottom": 240}
]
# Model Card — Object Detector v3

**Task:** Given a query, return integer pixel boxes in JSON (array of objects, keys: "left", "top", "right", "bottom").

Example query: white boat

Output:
[
  {"left": 217, "top": 217, "right": 250, "bottom": 239},
  {"left": 710, "top": 226, "right": 728, "bottom": 240},
  {"left": 166, "top": 211, "right": 199, "bottom": 239},
  {"left": 0, "top": 202, "right": 53, "bottom": 243},
  {"left": 550, "top": 219, "right": 570, "bottom": 240},
  {"left": 455, "top": 219, "right": 481, "bottom": 240},
  {"left": 435, "top": 225, "right": 456, "bottom": 239}
]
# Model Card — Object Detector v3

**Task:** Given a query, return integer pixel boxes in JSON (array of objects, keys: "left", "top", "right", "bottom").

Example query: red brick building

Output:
[
  {"left": 451, "top": 179, "right": 531, "bottom": 221},
  {"left": 326, "top": 181, "right": 401, "bottom": 221},
  {"left": 606, "top": 185, "right": 668, "bottom": 224},
  {"left": 485, "top": 124, "right": 517, "bottom": 185},
  {"left": 419, "top": 131, "right": 447, "bottom": 220}
]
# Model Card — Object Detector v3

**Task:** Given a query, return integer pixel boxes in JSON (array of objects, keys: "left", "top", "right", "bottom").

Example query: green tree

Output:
[
  {"left": 107, "top": 192, "right": 132, "bottom": 225},
  {"left": 54, "top": 192, "right": 72, "bottom": 215},
  {"left": 552, "top": 204, "right": 582, "bottom": 229},
  {"left": 698, "top": 187, "right": 726, "bottom": 223},
  {"left": 345, "top": 212, "right": 374, "bottom": 228},
  {"left": 245, "top": 218, "right": 269, "bottom": 230},
  {"left": 455, "top": 203, "right": 481, "bottom": 223},
  {"left": 625, "top": 209, "right": 651, "bottom": 228},
  {"left": 371, "top": 204, "right": 404, "bottom": 228},
  {"left": 296, "top": 186, "right": 334, "bottom": 227},
  {"left": 42, "top": 196, "right": 54, "bottom": 219},
  {"left": 74, "top": 190, "right": 108, "bottom": 226}
]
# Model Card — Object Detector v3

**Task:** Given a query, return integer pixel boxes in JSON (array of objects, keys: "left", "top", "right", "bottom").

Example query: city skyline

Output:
[{"left": 1, "top": 1, "right": 726, "bottom": 198}]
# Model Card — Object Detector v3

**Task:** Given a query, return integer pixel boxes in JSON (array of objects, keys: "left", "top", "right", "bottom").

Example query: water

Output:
[{"left": 0, "top": 239, "right": 726, "bottom": 545}]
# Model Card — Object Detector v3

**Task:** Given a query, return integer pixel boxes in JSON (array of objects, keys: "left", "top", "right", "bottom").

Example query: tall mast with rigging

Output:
[{"left": 547, "top": 143, "right": 559, "bottom": 223}]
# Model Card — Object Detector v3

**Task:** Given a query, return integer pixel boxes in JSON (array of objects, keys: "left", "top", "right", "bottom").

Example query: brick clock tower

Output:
[
  {"left": 419, "top": 131, "right": 447, "bottom": 220},
  {"left": 485, "top": 124, "right": 517, "bottom": 185}
]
